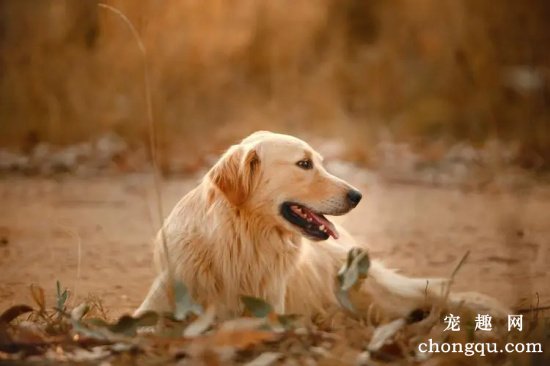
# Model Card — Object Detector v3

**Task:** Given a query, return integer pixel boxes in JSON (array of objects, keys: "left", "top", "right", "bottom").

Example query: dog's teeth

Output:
[
  {"left": 307, "top": 218, "right": 312, "bottom": 222},
  {"left": 319, "top": 225, "right": 325, "bottom": 231}
]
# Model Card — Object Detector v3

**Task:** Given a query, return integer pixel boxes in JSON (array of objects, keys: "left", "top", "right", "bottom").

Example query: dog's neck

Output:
[
  {"left": 161, "top": 182, "right": 303, "bottom": 313},
  {"left": 201, "top": 183, "right": 302, "bottom": 254}
]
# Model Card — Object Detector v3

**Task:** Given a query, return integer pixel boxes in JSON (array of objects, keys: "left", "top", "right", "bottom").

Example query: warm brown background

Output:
[
  {"left": 1, "top": 0, "right": 549, "bottom": 168},
  {"left": 0, "top": 174, "right": 549, "bottom": 317},
  {"left": 0, "top": 0, "right": 549, "bottom": 317}
]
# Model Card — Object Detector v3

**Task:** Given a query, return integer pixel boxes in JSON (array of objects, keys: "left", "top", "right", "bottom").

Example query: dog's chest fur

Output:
[{"left": 160, "top": 187, "right": 301, "bottom": 316}]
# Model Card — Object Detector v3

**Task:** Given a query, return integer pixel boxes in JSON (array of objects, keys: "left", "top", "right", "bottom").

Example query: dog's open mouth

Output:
[{"left": 280, "top": 202, "right": 339, "bottom": 240}]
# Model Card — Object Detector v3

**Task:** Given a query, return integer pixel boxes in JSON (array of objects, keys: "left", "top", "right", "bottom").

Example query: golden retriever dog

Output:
[{"left": 136, "top": 131, "right": 508, "bottom": 321}]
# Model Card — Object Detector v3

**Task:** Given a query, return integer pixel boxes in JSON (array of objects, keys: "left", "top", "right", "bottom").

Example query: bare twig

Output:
[
  {"left": 53, "top": 222, "right": 82, "bottom": 303},
  {"left": 443, "top": 250, "right": 470, "bottom": 300},
  {"left": 449, "top": 250, "right": 470, "bottom": 282},
  {"left": 98, "top": 3, "right": 174, "bottom": 307},
  {"left": 429, "top": 250, "right": 471, "bottom": 320},
  {"left": 517, "top": 305, "right": 550, "bottom": 314}
]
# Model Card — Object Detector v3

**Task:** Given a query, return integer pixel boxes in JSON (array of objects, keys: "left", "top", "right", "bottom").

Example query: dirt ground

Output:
[{"left": 0, "top": 173, "right": 548, "bottom": 318}]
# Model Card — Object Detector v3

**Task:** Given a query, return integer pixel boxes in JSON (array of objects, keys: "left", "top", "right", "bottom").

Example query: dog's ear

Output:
[{"left": 209, "top": 145, "right": 260, "bottom": 206}]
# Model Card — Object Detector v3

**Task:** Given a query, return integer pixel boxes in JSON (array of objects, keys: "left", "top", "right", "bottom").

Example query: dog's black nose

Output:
[{"left": 347, "top": 189, "right": 362, "bottom": 207}]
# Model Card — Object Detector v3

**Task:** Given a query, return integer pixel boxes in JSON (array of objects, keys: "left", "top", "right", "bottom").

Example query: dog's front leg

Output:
[
  {"left": 273, "top": 287, "right": 286, "bottom": 314},
  {"left": 134, "top": 271, "right": 173, "bottom": 316}
]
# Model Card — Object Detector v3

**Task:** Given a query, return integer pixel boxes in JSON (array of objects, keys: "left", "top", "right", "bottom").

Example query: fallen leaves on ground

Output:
[{"left": 0, "top": 251, "right": 547, "bottom": 365}]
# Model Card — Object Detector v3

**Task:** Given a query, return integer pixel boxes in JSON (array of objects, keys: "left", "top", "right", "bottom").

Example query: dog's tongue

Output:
[{"left": 308, "top": 211, "right": 339, "bottom": 239}]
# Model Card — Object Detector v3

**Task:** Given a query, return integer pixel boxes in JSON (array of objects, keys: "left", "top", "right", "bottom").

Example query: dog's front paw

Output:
[{"left": 337, "top": 247, "right": 371, "bottom": 291}]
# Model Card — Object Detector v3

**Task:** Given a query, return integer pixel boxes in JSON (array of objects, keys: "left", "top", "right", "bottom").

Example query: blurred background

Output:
[
  {"left": 0, "top": 0, "right": 549, "bottom": 324},
  {"left": 1, "top": 0, "right": 549, "bottom": 177}
]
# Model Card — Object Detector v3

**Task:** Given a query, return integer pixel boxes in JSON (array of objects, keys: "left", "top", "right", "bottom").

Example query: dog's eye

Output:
[{"left": 296, "top": 159, "right": 313, "bottom": 170}]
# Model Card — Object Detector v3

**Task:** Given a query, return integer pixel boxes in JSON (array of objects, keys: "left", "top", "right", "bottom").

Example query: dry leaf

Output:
[
  {"left": 184, "top": 305, "right": 216, "bottom": 337},
  {"left": 0, "top": 305, "right": 33, "bottom": 324},
  {"left": 30, "top": 284, "right": 46, "bottom": 312},
  {"left": 209, "top": 330, "right": 279, "bottom": 349},
  {"left": 245, "top": 351, "right": 282, "bottom": 366},
  {"left": 241, "top": 296, "right": 274, "bottom": 318},
  {"left": 368, "top": 318, "right": 406, "bottom": 351}
]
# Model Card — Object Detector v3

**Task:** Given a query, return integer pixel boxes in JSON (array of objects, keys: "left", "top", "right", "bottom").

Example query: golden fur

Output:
[{"left": 136, "top": 131, "right": 508, "bottom": 321}]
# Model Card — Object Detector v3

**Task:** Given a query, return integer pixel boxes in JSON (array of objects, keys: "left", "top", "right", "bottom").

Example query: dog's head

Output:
[{"left": 208, "top": 131, "right": 362, "bottom": 241}]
